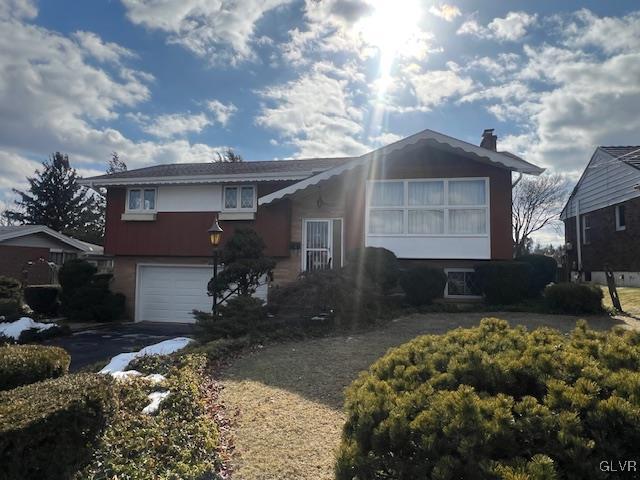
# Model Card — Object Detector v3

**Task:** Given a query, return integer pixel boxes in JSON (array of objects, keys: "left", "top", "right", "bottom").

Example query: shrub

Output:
[
  {"left": 398, "top": 266, "right": 446, "bottom": 305},
  {"left": 195, "top": 295, "right": 268, "bottom": 341},
  {"left": 58, "top": 259, "right": 97, "bottom": 297},
  {"left": 62, "top": 268, "right": 125, "bottom": 322},
  {"left": 517, "top": 254, "right": 558, "bottom": 296},
  {"left": 474, "top": 261, "right": 532, "bottom": 304},
  {"left": 345, "top": 247, "right": 400, "bottom": 293},
  {"left": 336, "top": 318, "right": 640, "bottom": 480},
  {"left": 24, "top": 285, "right": 60, "bottom": 316},
  {"left": 0, "top": 276, "right": 21, "bottom": 301},
  {"left": 544, "top": 282, "right": 604, "bottom": 314},
  {"left": 0, "top": 298, "right": 22, "bottom": 322},
  {"left": 0, "top": 344, "right": 70, "bottom": 391},
  {"left": 0, "top": 373, "right": 114, "bottom": 480}
]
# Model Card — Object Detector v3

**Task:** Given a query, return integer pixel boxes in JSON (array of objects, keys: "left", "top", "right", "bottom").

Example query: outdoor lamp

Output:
[{"left": 208, "top": 219, "right": 223, "bottom": 247}]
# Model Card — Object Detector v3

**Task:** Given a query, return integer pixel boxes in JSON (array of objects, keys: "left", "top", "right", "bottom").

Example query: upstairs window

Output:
[
  {"left": 615, "top": 204, "right": 626, "bottom": 231},
  {"left": 128, "top": 188, "right": 156, "bottom": 211},
  {"left": 224, "top": 185, "right": 255, "bottom": 211},
  {"left": 582, "top": 214, "right": 591, "bottom": 245}
]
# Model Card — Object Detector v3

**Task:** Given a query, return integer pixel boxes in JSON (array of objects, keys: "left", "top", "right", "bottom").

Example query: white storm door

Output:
[{"left": 303, "top": 219, "right": 333, "bottom": 271}]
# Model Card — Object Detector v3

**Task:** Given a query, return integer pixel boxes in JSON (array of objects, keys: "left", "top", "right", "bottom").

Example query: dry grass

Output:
[
  {"left": 219, "top": 311, "right": 627, "bottom": 480},
  {"left": 602, "top": 286, "right": 640, "bottom": 317}
]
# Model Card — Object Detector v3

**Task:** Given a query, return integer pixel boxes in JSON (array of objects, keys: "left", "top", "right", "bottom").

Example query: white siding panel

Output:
[
  {"left": 156, "top": 185, "right": 222, "bottom": 212},
  {"left": 366, "top": 236, "right": 490, "bottom": 259},
  {"left": 563, "top": 150, "right": 640, "bottom": 219}
]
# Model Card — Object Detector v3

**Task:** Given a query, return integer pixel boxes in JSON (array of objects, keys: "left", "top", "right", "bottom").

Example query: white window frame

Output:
[
  {"left": 126, "top": 187, "right": 157, "bottom": 212},
  {"left": 444, "top": 268, "right": 482, "bottom": 299},
  {"left": 582, "top": 213, "right": 591, "bottom": 245},
  {"left": 301, "top": 218, "right": 344, "bottom": 272},
  {"left": 365, "top": 178, "right": 490, "bottom": 237},
  {"left": 615, "top": 204, "right": 626, "bottom": 231},
  {"left": 223, "top": 185, "right": 257, "bottom": 212}
]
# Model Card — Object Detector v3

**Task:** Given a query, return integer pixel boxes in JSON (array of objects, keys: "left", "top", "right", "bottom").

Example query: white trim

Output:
[
  {"left": 222, "top": 184, "right": 257, "bottom": 212},
  {"left": 444, "top": 268, "right": 482, "bottom": 299},
  {"left": 134, "top": 263, "right": 213, "bottom": 323},
  {"left": 615, "top": 204, "right": 627, "bottom": 231},
  {"left": 364, "top": 178, "right": 490, "bottom": 238},
  {"left": 125, "top": 187, "right": 157, "bottom": 213},
  {"left": 301, "top": 218, "right": 344, "bottom": 272}
]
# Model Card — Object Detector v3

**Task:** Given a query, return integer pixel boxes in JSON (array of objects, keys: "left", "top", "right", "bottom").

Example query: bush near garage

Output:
[
  {"left": 336, "top": 318, "right": 640, "bottom": 480},
  {"left": 544, "top": 282, "right": 604, "bottom": 314},
  {"left": 398, "top": 266, "right": 447, "bottom": 305},
  {"left": 194, "top": 295, "right": 268, "bottom": 341},
  {"left": 24, "top": 285, "right": 60, "bottom": 316},
  {"left": 474, "top": 261, "right": 532, "bottom": 304},
  {"left": 345, "top": 247, "right": 400, "bottom": 293},
  {"left": 0, "top": 373, "right": 114, "bottom": 480},
  {"left": 517, "top": 254, "right": 558, "bottom": 297},
  {"left": 0, "top": 344, "right": 70, "bottom": 391}
]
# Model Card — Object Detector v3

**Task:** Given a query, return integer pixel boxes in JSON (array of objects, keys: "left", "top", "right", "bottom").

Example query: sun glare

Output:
[{"left": 357, "top": 0, "right": 424, "bottom": 95}]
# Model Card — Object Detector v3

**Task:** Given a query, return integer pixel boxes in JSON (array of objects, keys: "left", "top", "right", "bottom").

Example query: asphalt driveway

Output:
[{"left": 44, "top": 322, "right": 195, "bottom": 371}]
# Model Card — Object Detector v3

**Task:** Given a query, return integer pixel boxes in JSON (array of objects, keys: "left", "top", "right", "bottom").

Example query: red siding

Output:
[{"left": 105, "top": 183, "right": 291, "bottom": 257}]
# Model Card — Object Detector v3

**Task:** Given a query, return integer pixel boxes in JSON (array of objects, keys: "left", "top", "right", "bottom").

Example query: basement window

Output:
[
  {"left": 445, "top": 269, "right": 481, "bottom": 297},
  {"left": 615, "top": 204, "right": 626, "bottom": 231}
]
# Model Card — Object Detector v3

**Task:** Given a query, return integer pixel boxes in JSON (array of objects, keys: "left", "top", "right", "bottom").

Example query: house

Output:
[
  {"left": 560, "top": 146, "right": 640, "bottom": 286},
  {"left": 0, "top": 225, "right": 107, "bottom": 285},
  {"left": 81, "top": 128, "right": 543, "bottom": 323}
]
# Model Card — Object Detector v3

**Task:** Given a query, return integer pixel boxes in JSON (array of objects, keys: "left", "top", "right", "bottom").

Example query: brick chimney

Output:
[{"left": 480, "top": 128, "right": 497, "bottom": 151}]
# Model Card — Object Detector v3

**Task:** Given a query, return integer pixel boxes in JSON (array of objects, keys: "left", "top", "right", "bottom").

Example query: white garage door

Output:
[{"left": 136, "top": 265, "right": 268, "bottom": 323}]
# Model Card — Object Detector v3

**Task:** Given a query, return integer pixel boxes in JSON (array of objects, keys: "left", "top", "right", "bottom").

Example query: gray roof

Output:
[
  {"left": 85, "top": 157, "right": 354, "bottom": 181},
  {"left": 601, "top": 146, "right": 640, "bottom": 170},
  {"left": 0, "top": 225, "right": 103, "bottom": 253}
]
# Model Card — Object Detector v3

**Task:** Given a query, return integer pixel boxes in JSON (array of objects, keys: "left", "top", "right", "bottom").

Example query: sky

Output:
[{"left": 1, "top": 0, "right": 639, "bottom": 245}]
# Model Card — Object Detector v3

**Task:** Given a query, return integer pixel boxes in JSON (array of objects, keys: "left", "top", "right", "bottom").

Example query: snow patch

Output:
[
  {"left": 0, "top": 317, "right": 55, "bottom": 340},
  {"left": 99, "top": 337, "right": 193, "bottom": 375},
  {"left": 111, "top": 370, "right": 167, "bottom": 384},
  {"left": 142, "top": 390, "right": 170, "bottom": 415},
  {"left": 144, "top": 373, "right": 167, "bottom": 384}
]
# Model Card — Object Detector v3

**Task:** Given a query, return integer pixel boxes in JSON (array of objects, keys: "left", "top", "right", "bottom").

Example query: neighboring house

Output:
[
  {"left": 82, "top": 128, "right": 543, "bottom": 323},
  {"left": 0, "top": 225, "right": 107, "bottom": 285},
  {"left": 561, "top": 146, "right": 640, "bottom": 286}
]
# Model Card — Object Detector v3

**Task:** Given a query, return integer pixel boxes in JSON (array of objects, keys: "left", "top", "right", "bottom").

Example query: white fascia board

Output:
[{"left": 0, "top": 225, "right": 95, "bottom": 252}]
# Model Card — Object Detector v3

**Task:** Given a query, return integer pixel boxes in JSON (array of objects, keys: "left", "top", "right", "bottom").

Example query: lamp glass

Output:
[{"left": 208, "top": 220, "right": 223, "bottom": 247}]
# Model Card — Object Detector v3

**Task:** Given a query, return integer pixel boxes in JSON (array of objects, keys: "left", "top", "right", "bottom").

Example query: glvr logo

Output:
[{"left": 600, "top": 460, "right": 637, "bottom": 472}]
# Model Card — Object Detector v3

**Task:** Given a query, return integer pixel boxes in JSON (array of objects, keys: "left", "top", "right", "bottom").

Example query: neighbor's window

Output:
[
  {"left": 128, "top": 188, "right": 156, "bottom": 210},
  {"left": 615, "top": 204, "right": 626, "bottom": 231},
  {"left": 224, "top": 185, "right": 255, "bottom": 210},
  {"left": 367, "top": 178, "right": 488, "bottom": 235},
  {"left": 446, "top": 270, "right": 480, "bottom": 297},
  {"left": 582, "top": 214, "right": 591, "bottom": 245}
]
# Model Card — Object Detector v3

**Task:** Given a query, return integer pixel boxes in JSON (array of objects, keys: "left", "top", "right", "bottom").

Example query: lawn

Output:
[
  {"left": 602, "top": 286, "right": 640, "bottom": 317},
  {"left": 219, "top": 311, "right": 628, "bottom": 480}
]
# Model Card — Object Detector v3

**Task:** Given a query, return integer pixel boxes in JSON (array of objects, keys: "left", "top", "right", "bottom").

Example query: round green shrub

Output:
[
  {"left": 544, "top": 282, "right": 604, "bottom": 314},
  {"left": 0, "top": 344, "right": 70, "bottom": 391},
  {"left": 195, "top": 295, "right": 267, "bottom": 340},
  {"left": 346, "top": 247, "right": 400, "bottom": 293},
  {"left": 398, "top": 266, "right": 446, "bottom": 305},
  {"left": 0, "top": 276, "right": 21, "bottom": 301},
  {"left": 24, "top": 285, "right": 60, "bottom": 316},
  {"left": 474, "top": 261, "right": 532, "bottom": 304},
  {"left": 336, "top": 318, "right": 640, "bottom": 480},
  {"left": 517, "top": 254, "right": 558, "bottom": 296},
  {"left": 58, "top": 259, "right": 97, "bottom": 297},
  {"left": 0, "top": 298, "right": 22, "bottom": 322}
]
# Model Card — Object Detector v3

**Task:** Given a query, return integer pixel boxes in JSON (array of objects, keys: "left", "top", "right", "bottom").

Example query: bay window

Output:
[{"left": 367, "top": 178, "right": 488, "bottom": 236}]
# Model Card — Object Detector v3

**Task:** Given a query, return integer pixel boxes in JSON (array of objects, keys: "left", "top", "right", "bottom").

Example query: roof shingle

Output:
[{"left": 601, "top": 146, "right": 640, "bottom": 170}]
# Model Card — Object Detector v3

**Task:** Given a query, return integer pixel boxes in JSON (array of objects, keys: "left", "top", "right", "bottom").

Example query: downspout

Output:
[
  {"left": 511, "top": 172, "right": 523, "bottom": 187},
  {"left": 575, "top": 198, "right": 582, "bottom": 277}
]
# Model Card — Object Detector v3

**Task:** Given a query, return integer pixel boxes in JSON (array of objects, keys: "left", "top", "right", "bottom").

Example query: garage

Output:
[{"left": 136, "top": 264, "right": 268, "bottom": 323}]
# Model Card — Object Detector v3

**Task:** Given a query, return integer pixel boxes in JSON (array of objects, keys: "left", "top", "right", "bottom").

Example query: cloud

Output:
[
  {"left": 563, "top": 9, "right": 640, "bottom": 54},
  {"left": 73, "top": 31, "right": 135, "bottom": 64},
  {"left": 256, "top": 65, "right": 369, "bottom": 157},
  {"left": 120, "top": 0, "right": 292, "bottom": 64},
  {"left": 429, "top": 4, "right": 461, "bottom": 22},
  {"left": 404, "top": 64, "right": 474, "bottom": 110},
  {"left": 0, "top": 0, "right": 37, "bottom": 19},
  {"left": 141, "top": 113, "right": 212, "bottom": 139},
  {"left": 457, "top": 11, "right": 537, "bottom": 41},
  {"left": 207, "top": 100, "right": 238, "bottom": 126}
]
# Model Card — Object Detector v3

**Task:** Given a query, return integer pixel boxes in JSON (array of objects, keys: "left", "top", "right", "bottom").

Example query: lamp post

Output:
[{"left": 208, "top": 219, "right": 223, "bottom": 316}]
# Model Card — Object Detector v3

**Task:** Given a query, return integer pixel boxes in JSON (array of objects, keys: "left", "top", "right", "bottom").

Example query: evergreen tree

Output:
[
  {"left": 215, "top": 148, "right": 243, "bottom": 163},
  {"left": 106, "top": 151, "right": 127, "bottom": 174},
  {"left": 4, "top": 152, "right": 105, "bottom": 244}
]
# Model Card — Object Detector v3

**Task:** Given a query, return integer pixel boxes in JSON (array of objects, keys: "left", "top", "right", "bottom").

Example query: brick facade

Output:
[
  {"left": 0, "top": 245, "right": 52, "bottom": 285},
  {"left": 564, "top": 196, "right": 640, "bottom": 273}
]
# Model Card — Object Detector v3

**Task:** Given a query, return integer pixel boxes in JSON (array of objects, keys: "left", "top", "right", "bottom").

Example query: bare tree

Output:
[
  {"left": 215, "top": 148, "right": 243, "bottom": 163},
  {"left": 512, "top": 173, "right": 568, "bottom": 258},
  {"left": 106, "top": 152, "right": 127, "bottom": 174}
]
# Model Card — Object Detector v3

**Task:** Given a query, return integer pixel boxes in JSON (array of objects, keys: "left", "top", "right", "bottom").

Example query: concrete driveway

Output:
[{"left": 44, "top": 322, "right": 195, "bottom": 371}]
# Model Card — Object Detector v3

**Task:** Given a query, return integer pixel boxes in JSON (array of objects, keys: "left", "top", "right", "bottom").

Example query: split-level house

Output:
[
  {"left": 561, "top": 146, "right": 640, "bottom": 286},
  {"left": 82, "top": 128, "right": 543, "bottom": 322}
]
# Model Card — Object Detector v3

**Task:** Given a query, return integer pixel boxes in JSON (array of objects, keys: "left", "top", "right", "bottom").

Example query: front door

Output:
[{"left": 303, "top": 219, "right": 342, "bottom": 272}]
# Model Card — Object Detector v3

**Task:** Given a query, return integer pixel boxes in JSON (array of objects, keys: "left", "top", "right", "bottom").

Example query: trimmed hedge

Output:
[
  {"left": 336, "top": 318, "right": 640, "bottom": 480},
  {"left": 517, "top": 254, "right": 558, "bottom": 296},
  {"left": 346, "top": 247, "right": 400, "bottom": 293},
  {"left": 0, "top": 344, "right": 70, "bottom": 390},
  {"left": 0, "top": 373, "right": 114, "bottom": 480},
  {"left": 195, "top": 295, "right": 267, "bottom": 340},
  {"left": 0, "top": 276, "right": 23, "bottom": 321},
  {"left": 474, "top": 261, "right": 532, "bottom": 304},
  {"left": 24, "top": 285, "right": 60, "bottom": 316},
  {"left": 544, "top": 282, "right": 604, "bottom": 314},
  {"left": 398, "top": 266, "right": 446, "bottom": 305}
]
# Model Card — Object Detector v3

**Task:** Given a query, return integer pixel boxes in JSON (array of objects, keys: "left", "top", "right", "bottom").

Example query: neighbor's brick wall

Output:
[
  {"left": 0, "top": 245, "right": 51, "bottom": 285},
  {"left": 112, "top": 256, "right": 212, "bottom": 320},
  {"left": 564, "top": 196, "right": 640, "bottom": 272}
]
